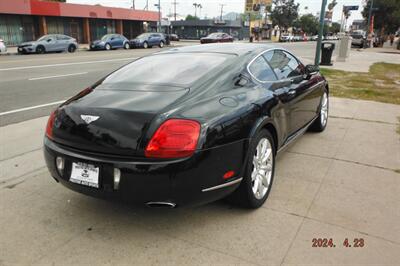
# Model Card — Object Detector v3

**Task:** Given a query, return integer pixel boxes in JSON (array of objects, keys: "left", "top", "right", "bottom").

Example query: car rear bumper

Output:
[{"left": 44, "top": 137, "right": 247, "bottom": 207}]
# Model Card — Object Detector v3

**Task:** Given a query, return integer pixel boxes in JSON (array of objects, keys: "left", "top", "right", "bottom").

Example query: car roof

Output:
[{"left": 163, "top": 43, "right": 277, "bottom": 56}]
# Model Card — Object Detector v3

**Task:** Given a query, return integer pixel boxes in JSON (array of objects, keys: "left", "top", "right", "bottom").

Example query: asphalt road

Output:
[{"left": 0, "top": 41, "right": 321, "bottom": 126}]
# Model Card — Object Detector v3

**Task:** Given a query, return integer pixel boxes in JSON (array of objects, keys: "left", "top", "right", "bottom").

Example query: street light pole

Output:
[{"left": 314, "top": 0, "right": 328, "bottom": 66}]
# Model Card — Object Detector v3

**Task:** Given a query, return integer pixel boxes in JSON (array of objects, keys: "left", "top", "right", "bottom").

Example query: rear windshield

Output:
[
  {"left": 102, "top": 53, "right": 231, "bottom": 87},
  {"left": 351, "top": 34, "right": 363, "bottom": 39}
]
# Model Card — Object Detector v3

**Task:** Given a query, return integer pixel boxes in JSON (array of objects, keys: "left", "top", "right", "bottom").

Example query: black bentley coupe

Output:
[{"left": 44, "top": 43, "right": 329, "bottom": 208}]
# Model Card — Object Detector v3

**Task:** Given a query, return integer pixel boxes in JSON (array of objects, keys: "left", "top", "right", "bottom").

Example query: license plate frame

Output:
[{"left": 70, "top": 162, "right": 100, "bottom": 188}]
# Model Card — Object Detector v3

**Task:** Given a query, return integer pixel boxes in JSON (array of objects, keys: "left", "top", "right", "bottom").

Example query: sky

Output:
[{"left": 67, "top": 0, "right": 364, "bottom": 25}]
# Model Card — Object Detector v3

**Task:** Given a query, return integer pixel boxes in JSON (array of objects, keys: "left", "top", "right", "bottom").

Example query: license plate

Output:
[{"left": 70, "top": 162, "right": 99, "bottom": 188}]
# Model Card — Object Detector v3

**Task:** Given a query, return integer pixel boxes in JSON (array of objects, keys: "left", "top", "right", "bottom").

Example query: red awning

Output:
[{"left": 0, "top": 0, "right": 159, "bottom": 22}]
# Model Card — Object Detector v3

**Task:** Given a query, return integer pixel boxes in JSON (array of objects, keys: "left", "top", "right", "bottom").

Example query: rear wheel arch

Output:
[
  {"left": 262, "top": 123, "right": 278, "bottom": 154},
  {"left": 249, "top": 118, "right": 279, "bottom": 155}
]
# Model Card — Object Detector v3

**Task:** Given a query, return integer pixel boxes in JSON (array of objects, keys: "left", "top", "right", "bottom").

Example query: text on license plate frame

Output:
[{"left": 70, "top": 162, "right": 100, "bottom": 188}]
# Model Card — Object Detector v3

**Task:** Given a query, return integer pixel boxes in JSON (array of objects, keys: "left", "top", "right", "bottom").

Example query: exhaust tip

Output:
[{"left": 146, "top": 201, "right": 176, "bottom": 208}]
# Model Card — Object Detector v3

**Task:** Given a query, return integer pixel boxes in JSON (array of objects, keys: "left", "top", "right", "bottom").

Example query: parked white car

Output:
[
  {"left": 0, "top": 38, "right": 7, "bottom": 53},
  {"left": 279, "top": 34, "right": 293, "bottom": 42}
]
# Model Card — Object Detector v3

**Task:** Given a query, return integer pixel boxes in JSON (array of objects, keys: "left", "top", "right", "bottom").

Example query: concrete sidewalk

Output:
[
  {"left": 322, "top": 48, "right": 400, "bottom": 72},
  {"left": 1, "top": 97, "right": 399, "bottom": 265}
]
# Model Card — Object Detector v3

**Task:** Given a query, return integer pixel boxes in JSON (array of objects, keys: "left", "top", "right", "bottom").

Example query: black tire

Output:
[
  {"left": 226, "top": 129, "right": 275, "bottom": 209},
  {"left": 143, "top": 41, "right": 148, "bottom": 49},
  {"left": 159, "top": 41, "right": 164, "bottom": 48},
  {"left": 124, "top": 42, "right": 130, "bottom": 49},
  {"left": 309, "top": 90, "right": 329, "bottom": 132},
  {"left": 36, "top": 45, "right": 45, "bottom": 54},
  {"left": 105, "top": 43, "right": 111, "bottom": 51},
  {"left": 68, "top": 44, "right": 76, "bottom": 53}
]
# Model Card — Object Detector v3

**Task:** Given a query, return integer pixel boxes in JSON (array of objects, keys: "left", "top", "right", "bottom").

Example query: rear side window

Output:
[
  {"left": 248, "top": 56, "right": 277, "bottom": 82},
  {"left": 264, "top": 50, "right": 303, "bottom": 79},
  {"left": 103, "top": 53, "right": 231, "bottom": 87}
]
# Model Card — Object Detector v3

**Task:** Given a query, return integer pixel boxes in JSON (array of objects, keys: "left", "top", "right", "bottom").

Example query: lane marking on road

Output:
[
  {"left": 28, "top": 72, "right": 88, "bottom": 81},
  {"left": 0, "top": 100, "right": 65, "bottom": 116},
  {"left": 0, "top": 57, "right": 137, "bottom": 71}
]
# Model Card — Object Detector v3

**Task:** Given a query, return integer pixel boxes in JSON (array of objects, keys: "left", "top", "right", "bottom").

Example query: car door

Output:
[
  {"left": 110, "top": 35, "right": 119, "bottom": 47},
  {"left": 150, "top": 34, "right": 158, "bottom": 46},
  {"left": 222, "top": 33, "right": 232, "bottom": 42},
  {"left": 56, "top": 35, "right": 69, "bottom": 51},
  {"left": 115, "top": 35, "right": 124, "bottom": 48},
  {"left": 247, "top": 53, "right": 292, "bottom": 141},
  {"left": 44, "top": 35, "right": 57, "bottom": 52},
  {"left": 264, "top": 49, "right": 321, "bottom": 134}
]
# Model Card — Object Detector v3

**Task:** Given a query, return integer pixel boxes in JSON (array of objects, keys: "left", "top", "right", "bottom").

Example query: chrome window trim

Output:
[{"left": 247, "top": 48, "right": 305, "bottom": 84}]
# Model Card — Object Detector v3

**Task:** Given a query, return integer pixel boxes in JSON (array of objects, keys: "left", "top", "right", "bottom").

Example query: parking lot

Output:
[{"left": 1, "top": 42, "right": 400, "bottom": 265}]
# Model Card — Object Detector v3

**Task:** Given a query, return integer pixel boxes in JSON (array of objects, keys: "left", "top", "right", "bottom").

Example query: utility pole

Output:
[
  {"left": 144, "top": 0, "right": 148, "bottom": 10},
  {"left": 132, "top": 0, "right": 135, "bottom": 9},
  {"left": 172, "top": 0, "right": 178, "bottom": 21},
  {"left": 158, "top": 0, "right": 161, "bottom": 32},
  {"left": 154, "top": 0, "right": 161, "bottom": 32},
  {"left": 219, "top": 4, "right": 225, "bottom": 21},
  {"left": 314, "top": 0, "right": 328, "bottom": 65}
]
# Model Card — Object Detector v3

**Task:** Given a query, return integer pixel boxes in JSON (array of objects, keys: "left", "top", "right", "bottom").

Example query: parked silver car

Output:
[
  {"left": 18, "top": 34, "right": 78, "bottom": 54},
  {"left": 0, "top": 38, "right": 7, "bottom": 53}
]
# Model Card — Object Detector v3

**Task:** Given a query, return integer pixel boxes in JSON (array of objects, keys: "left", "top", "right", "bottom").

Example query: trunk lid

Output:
[{"left": 53, "top": 85, "right": 189, "bottom": 157}]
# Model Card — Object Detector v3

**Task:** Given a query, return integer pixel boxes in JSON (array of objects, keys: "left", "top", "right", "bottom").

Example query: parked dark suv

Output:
[{"left": 130, "top": 33, "right": 166, "bottom": 49}]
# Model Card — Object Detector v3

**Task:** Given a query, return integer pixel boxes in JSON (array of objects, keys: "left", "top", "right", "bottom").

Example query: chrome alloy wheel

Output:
[
  {"left": 251, "top": 138, "right": 273, "bottom": 199},
  {"left": 320, "top": 92, "right": 328, "bottom": 127}
]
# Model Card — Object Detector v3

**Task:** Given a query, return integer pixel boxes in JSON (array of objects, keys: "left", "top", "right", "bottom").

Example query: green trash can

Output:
[{"left": 321, "top": 42, "right": 335, "bottom": 65}]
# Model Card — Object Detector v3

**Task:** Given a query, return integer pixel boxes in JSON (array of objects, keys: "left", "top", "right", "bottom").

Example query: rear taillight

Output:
[
  {"left": 45, "top": 111, "right": 56, "bottom": 139},
  {"left": 145, "top": 119, "right": 201, "bottom": 159}
]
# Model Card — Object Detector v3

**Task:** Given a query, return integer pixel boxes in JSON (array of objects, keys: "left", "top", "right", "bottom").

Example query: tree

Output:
[
  {"left": 362, "top": 0, "right": 400, "bottom": 35},
  {"left": 327, "top": 0, "right": 337, "bottom": 11},
  {"left": 270, "top": 0, "right": 300, "bottom": 30},
  {"left": 293, "top": 14, "right": 319, "bottom": 35},
  {"left": 185, "top": 15, "right": 199, "bottom": 21}
]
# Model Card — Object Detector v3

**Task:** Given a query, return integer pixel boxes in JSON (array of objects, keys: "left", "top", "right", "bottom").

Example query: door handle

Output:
[{"left": 288, "top": 89, "right": 296, "bottom": 95}]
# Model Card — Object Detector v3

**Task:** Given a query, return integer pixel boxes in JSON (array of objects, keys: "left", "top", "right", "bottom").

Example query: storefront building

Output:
[{"left": 0, "top": 0, "right": 159, "bottom": 45}]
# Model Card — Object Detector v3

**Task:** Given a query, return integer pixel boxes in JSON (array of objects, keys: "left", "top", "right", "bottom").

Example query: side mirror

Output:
[
  {"left": 305, "top": 64, "right": 319, "bottom": 78},
  {"left": 47, "top": 39, "right": 52, "bottom": 42}
]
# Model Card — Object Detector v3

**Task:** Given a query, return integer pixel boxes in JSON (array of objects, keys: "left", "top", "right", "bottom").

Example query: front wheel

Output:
[
  {"left": 226, "top": 130, "right": 275, "bottom": 208},
  {"left": 159, "top": 41, "right": 164, "bottom": 48},
  {"left": 105, "top": 43, "right": 111, "bottom": 50},
  {"left": 124, "top": 42, "right": 130, "bottom": 49},
  {"left": 68, "top": 44, "right": 76, "bottom": 53},
  {"left": 309, "top": 90, "right": 329, "bottom": 132},
  {"left": 143, "top": 41, "right": 148, "bottom": 49},
  {"left": 36, "top": 45, "right": 45, "bottom": 54}
]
